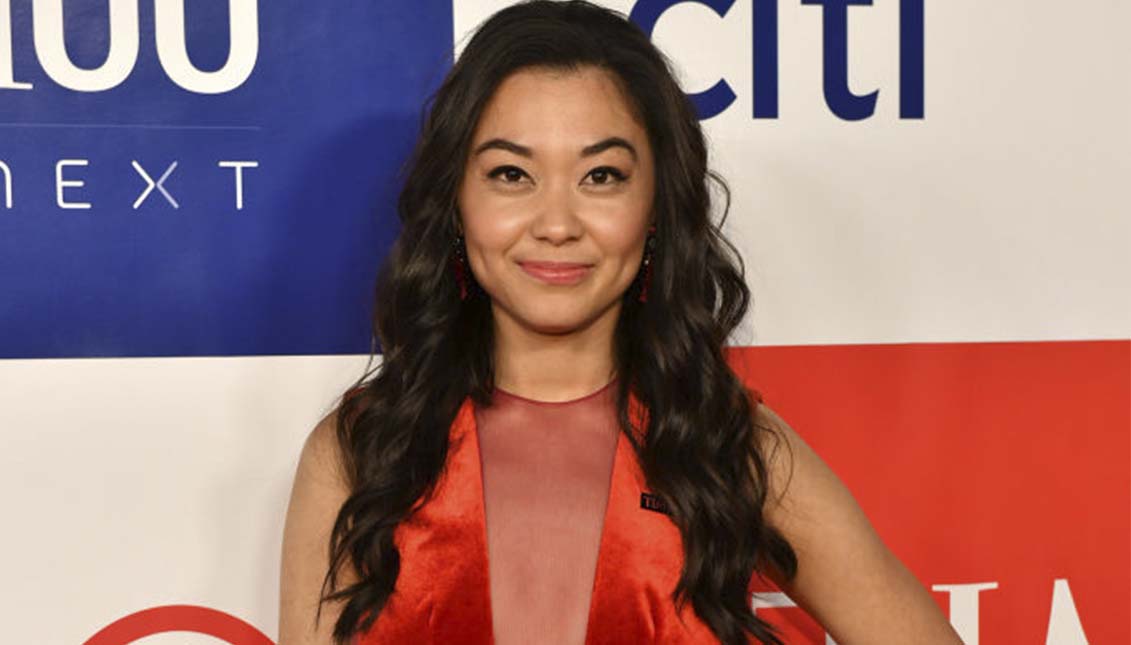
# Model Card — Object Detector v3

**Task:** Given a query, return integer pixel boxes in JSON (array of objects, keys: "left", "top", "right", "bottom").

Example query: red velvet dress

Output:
[{"left": 354, "top": 380, "right": 766, "bottom": 644}]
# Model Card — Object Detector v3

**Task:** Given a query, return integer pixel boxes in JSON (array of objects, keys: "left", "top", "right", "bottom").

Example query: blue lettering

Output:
[
  {"left": 631, "top": 0, "right": 925, "bottom": 121},
  {"left": 630, "top": 0, "right": 737, "bottom": 120},
  {"left": 900, "top": 0, "right": 925, "bottom": 118},
  {"left": 752, "top": 0, "right": 779, "bottom": 119},
  {"left": 801, "top": 0, "right": 877, "bottom": 121}
]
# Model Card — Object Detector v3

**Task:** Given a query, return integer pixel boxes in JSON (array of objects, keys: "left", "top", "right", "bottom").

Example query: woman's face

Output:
[{"left": 457, "top": 65, "right": 656, "bottom": 337}]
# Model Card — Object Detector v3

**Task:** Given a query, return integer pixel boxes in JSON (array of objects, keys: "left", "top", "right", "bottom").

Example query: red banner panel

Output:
[{"left": 729, "top": 340, "right": 1130, "bottom": 644}]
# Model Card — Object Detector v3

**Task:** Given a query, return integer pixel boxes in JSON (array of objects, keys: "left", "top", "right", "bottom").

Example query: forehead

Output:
[{"left": 471, "top": 66, "right": 647, "bottom": 146}]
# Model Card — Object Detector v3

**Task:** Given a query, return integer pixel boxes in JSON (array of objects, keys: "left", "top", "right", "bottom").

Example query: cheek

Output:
[
  {"left": 458, "top": 177, "right": 525, "bottom": 236},
  {"left": 590, "top": 196, "right": 652, "bottom": 257},
  {"left": 458, "top": 202, "right": 518, "bottom": 281},
  {"left": 458, "top": 187, "right": 497, "bottom": 251}
]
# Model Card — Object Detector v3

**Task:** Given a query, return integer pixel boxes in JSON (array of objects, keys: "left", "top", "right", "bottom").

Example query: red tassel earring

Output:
[{"left": 638, "top": 225, "right": 656, "bottom": 303}]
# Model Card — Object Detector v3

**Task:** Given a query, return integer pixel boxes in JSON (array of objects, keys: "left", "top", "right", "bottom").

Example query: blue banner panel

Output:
[{"left": 0, "top": 1, "right": 453, "bottom": 358}]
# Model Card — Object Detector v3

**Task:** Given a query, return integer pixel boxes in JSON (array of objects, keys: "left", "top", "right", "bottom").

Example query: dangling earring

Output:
[
  {"left": 638, "top": 225, "right": 657, "bottom": 303},
  {"left": 451, "top": 233, "right": 470, "bottom": 300}
]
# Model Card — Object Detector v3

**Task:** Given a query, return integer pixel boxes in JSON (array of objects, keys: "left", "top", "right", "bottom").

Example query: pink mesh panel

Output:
[{"left": 472, "top": 376, "right": 620, "bottom": 645}]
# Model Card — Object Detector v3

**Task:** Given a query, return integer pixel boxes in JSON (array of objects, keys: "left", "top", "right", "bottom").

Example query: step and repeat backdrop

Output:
[{"left": 0, "top": 1, "right": 1126, "bottom": 643}]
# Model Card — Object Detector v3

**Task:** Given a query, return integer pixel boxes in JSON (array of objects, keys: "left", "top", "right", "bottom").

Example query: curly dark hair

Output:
[{"left": 318, "top": 2, "right": 798, "bottom": 643}]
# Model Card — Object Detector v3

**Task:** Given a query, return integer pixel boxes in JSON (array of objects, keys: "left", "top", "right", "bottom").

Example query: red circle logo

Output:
[{"left": 84, "top": 605, "right": 274, "bottom": 645}]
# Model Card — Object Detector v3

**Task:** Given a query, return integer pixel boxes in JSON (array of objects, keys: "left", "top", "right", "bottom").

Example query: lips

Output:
[
  {"left": 518, "top": 260, "right": 594, "bottom": 285},
  {"left": 518, "top": 261, "right": 593, "bottom": 270}
]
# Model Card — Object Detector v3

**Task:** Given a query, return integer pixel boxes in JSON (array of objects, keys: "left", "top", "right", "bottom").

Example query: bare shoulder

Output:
[
  {"left": 748, "top": 401, "right": 962, "bottom": 644},
  {"left": 751, "top": 399, "right": 884, "bottom": 575},
  {"left": 750, "top": 400, "right": 796, "bottom": 504},
  {"left": 279, "top": 408, "right": 356, "bottom": 645},
  {"left": 751, "top": 401, "right": 888, "bottom": 565},
  {"left": 750, "top": 401, "right": 832, "bottom": 525},
  {"left": 299, "top": 409, "right": 351, "bottom": 489}
]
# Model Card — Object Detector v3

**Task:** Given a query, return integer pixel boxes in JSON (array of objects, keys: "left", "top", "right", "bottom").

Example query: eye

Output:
[
  {"left": 486, "top": 165, "right": 530, "bottom": 185},
  {"left": 584, "top": 166, "right": 629, "bottom": 186}
]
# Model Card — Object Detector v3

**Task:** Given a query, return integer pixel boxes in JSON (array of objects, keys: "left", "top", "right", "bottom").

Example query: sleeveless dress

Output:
[{"left": 354, "top": 381, "right": 767, "bottom": 644}]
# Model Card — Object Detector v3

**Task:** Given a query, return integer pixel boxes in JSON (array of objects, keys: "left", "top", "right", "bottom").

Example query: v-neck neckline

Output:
[
  {"left": 467, "top": 396, "right": 626, "bottom": 644},
  {"left": 357, "top": 388, "right": 760, "bottom": 643}
]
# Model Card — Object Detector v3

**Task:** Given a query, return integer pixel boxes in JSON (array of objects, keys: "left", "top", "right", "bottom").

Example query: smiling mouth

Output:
[
  {"left": 518, "top": 260, "right": 594, "bottom": 270},
  {"left": 518, "top": 261, "right": 594, "bottom": 285}
]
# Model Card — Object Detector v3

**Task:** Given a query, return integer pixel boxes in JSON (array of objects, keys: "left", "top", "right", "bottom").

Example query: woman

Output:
[{"left": 279, "top": 2, "right": 963, "bottom": 644}]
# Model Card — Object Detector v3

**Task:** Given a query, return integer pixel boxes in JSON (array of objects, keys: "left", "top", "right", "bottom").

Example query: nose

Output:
[{"left": 528, "top": 178, "right": 583, "bottom": 244}]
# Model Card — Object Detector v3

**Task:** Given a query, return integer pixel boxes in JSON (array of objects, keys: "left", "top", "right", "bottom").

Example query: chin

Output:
[{"left": 518, "top": 304, "right": 588, "bottom": 329}]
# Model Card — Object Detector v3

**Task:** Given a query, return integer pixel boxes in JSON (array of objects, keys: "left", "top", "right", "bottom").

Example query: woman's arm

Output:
[
  {"left": 279, "top": 411, "right": 357, "bottom": 645},
  {"left": 753, "top": 403, "right": 964, "bottom": 645}
]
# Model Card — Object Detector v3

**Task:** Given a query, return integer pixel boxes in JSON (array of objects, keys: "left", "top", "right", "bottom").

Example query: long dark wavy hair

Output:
[{"left": 318, "top": 2, "right": 798, "bottom": 644}]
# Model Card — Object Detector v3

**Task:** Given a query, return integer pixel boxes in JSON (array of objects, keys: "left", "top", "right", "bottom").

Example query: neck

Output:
[{"left": 490, "top": 299, "right": 620, "bottom": 402}]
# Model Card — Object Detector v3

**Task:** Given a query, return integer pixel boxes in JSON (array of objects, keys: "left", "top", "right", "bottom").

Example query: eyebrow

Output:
[{"left": 472, "top": 136, "right": 638, "bottom": 161}]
